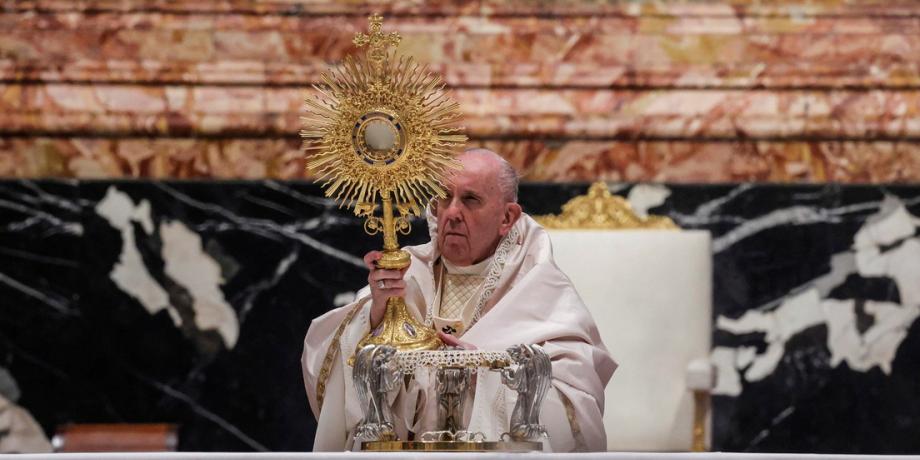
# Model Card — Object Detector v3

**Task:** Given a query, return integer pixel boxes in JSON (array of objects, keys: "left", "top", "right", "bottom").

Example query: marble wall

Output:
[
  {"left": 3, "top": 1, "right": 920, "bottom": 182},
  {"left": 2, "top": 179, "right": 919, "bottom": 452},
  {"left": 2, "top": 0, "right": 920, "bottom": 454}
]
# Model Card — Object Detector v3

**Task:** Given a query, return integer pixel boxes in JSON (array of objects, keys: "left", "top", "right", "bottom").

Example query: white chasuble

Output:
[{"left": 302, "top": 214, "right": 616, "bottom": 452}]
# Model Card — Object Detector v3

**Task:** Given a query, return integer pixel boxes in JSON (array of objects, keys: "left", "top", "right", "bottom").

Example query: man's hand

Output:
[
  {"left": 438, "top": 331, "right": 477, "bottom": 350},
  {"left": 365, "top": 251, "right": 408, "bottom": 330}
]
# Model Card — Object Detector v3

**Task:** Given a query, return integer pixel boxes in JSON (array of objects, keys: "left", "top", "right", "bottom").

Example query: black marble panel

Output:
[
  {"left": 526, "top": 182, "right": 920, "bottom": 453},
  {"left": 0, "top": 180, "right": 428, "bottom": 451},
  {"left": 1, "top": 179, "right": 919, "bottom": 453}
]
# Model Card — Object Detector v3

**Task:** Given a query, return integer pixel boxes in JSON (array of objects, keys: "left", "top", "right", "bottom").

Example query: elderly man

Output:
[{"left": 302, "top": 149, "right": 615, "bottom": 452}]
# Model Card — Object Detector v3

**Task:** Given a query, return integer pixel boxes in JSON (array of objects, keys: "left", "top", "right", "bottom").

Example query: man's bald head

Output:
[{"left": 460, "top": 148, "right": 519, "bottom": 203}]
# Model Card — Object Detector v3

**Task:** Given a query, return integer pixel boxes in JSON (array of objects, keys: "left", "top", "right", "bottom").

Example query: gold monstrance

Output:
[{"left": 302, "top": 15, "right": 467, "bottom": 353}]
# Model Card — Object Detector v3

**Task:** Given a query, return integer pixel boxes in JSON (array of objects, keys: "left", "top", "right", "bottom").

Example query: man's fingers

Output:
[
  {"left": 363, "top": 251, "right": 383, "bottom": 270},
  {"left": 437, "top": 331, "right": 476, "bottom": 350},
  {"left": 368, "top": 271, "right": 407, "bottom": 289},
  {"left": 438, "top": 331, "right": 460, "bottom": 346},
  {"left": 366, "top": 251, "right": 410, "bottom": 320},
  {"left": 387, "top": 280, "right": 406, "bottom": 290},
  {"left": 364, "top": 250, "right": 413, "bottom": 271},
  {"left": 370, "top": 269, "right": 405, "bottom": 281},
  {"left": 371, "top": 279, "right": 406, "bottom": 290}
]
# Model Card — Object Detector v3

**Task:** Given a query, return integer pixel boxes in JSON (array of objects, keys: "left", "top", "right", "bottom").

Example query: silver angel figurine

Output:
[
  {"left": 501, "top": 344, "right": 552, "bottom": 442},
  {"left": 352, "top": 345, "right": 401, "bottom": 442}
]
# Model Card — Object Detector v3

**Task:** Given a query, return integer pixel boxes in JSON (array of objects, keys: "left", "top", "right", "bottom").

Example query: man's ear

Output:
[{"left": 499, "top": 202, "right": 523, "bottom": 236}]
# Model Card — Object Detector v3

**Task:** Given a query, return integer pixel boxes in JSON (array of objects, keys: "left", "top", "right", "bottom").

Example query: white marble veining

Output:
[
  {"left": 0, "top": 196, "right": 82, "bottom": 236},
  {"left": 710, "top": 347, "right": 743, "bottom": 396},
  {"left": 712, "top": 196, "right": 920, "bottom": 395},
  {"left": 237, "top": 250, "right": 299, "bottom": 324},
  {"left": 671, "top": 184, "right": 750, "bottom": 227},
  {"left": 333, "top": 291, "right": 357, "bottom": 307},
  {"left": 626, "top": 184, "right": 671, "bottom": 218},
  {"left": 0, "top": 272, "right": 72, "bottom": 315},
  {"left": 96, "top": 187, "right": 239, "bottom": 349},
  {"left": 711, "top": 206, "right": 833, "bottom": 253},
  {"left": 855, "top": 196, "right": 916, "bottom": 248},
  {"left": 824, "top": 299, "right": 919, "bottom": 374},
  {"left": 160, "top": 220, "right": 239, "bottom": 349},
  {"left": 155, "top": 183, "right": 365, "bottom": 268},
  {"left": 0, "top": 183, "right": 83, "bottom": 314},
  {"left": 95, "top": 187, "right": 178, "bottom": 326},
  {"left": 718, "top": 288, "right": 825, "bottom": 383}
]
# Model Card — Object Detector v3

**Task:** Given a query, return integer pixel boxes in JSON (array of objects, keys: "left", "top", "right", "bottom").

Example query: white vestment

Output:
[
  {"left": 301, "top": 213, "right": 616, "bottom": 452},
  {"left": 0, "top": 395, "right": 52, "bottom": 453}
]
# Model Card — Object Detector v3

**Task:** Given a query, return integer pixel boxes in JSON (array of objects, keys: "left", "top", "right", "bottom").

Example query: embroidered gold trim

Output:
[
  {"left": 557, "top": 391, "right": 589, "bottom": 452},
  {"left": 316, "top": 301, "right": 365, "bottom": 413},
  {"left": 534, "top": 181, "right": 677, "bottom": 230}
]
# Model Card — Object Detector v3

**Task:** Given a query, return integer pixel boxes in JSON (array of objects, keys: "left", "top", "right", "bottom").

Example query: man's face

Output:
[{"left": 434, "top": 154, "right": 519, "bottom": 266}]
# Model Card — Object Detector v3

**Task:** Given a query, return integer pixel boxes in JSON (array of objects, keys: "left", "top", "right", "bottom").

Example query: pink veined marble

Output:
[{"left": 3, "top": 0, "right": 920, "bottom": 182}]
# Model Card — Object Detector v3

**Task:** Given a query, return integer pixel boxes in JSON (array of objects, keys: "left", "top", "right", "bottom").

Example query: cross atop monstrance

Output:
[{"left": 353, "top": 14, "right": 401, "bottom": 73}]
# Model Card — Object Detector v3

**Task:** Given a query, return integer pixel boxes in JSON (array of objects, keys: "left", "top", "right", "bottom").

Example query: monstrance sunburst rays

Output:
[
  {"left": 301, "top": 14, "right": 467, "bottom": 354},
  {"left": 302, "top": 53, "right": 466, "bottom": 211},
  {"left": 301, "top": 14, "right": 466, "bottom": 221}
]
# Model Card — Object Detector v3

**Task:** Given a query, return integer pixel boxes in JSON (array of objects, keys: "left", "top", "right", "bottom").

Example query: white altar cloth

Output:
[{"left": 4, "top": 452, "right": 920, "bottom": 460}]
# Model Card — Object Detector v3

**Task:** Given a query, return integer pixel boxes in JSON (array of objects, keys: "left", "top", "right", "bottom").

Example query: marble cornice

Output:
[
  {"left": 5, "top": 61, "right": 920, "bottom": 89},
  {"left": 4, "top": 0, "right": 920, "bottom": 182},
  {"left": 3, "top": 137, "right": 920, "bottom": 183},
  {"left": 4, "top": 85, "right": 920, "bottom": 140},
  {"left": 8, "top": 0, "right": 920, "bottom": 17},
  {"left": 5, "top": 5, "right": 920, "bottom": 90}
]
